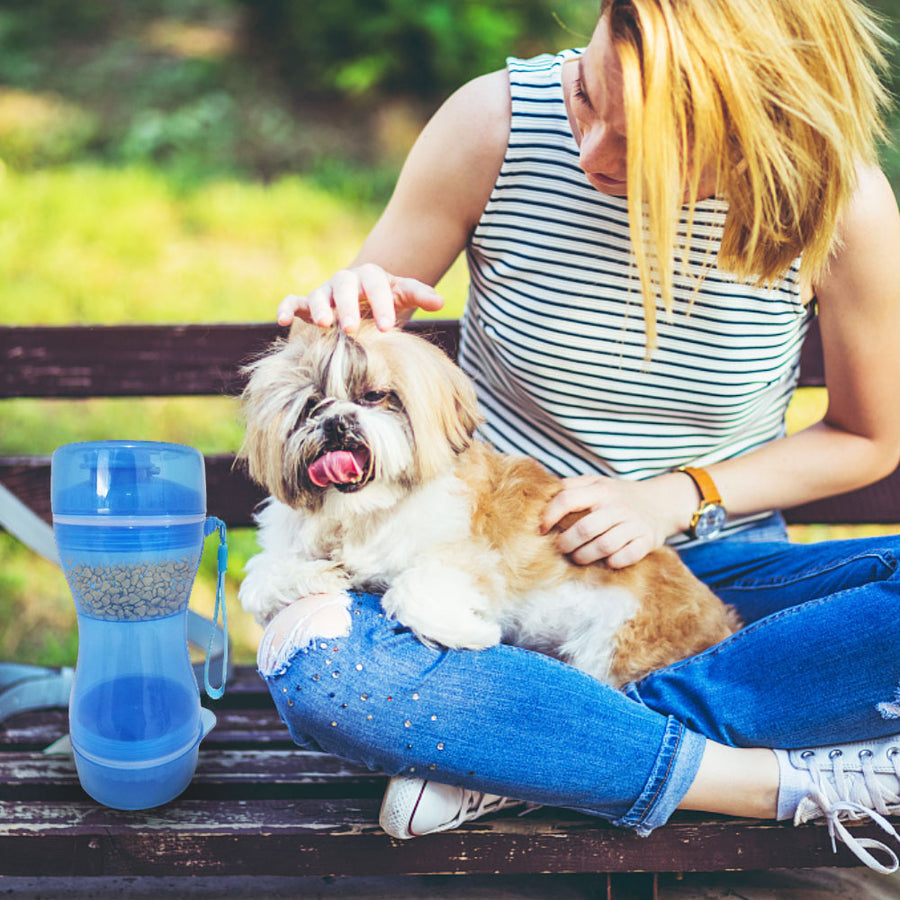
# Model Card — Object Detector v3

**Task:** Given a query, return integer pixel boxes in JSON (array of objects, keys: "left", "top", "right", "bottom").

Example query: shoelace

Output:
[
  {"left": 801, "top": 748, "right": 900, "bottom": 874},
  {"left": 452, "top": 791, "right": 527, "bottom": 828}
]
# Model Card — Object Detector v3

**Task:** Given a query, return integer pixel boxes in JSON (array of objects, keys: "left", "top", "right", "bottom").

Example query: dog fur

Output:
[{"left": 238, "top": 322, "right": 739, "bottom": 687}]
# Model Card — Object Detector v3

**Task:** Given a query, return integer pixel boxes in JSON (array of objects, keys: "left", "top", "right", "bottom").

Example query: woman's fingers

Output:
[
  {"left": 541, "top": 474, "right": 662, "bottom": 567},
  {"left": 278, "top": 266, "right": 444, "bottom": 333}
]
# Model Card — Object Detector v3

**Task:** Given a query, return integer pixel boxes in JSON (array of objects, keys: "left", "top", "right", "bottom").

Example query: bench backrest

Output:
[{"left": 2, "top": 319, "right": 899, "bottom": 528}]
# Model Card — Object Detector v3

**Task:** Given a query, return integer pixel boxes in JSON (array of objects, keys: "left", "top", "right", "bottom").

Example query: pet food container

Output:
[{"left": 52, "top": 441, "right": 226, "bottom": 810}]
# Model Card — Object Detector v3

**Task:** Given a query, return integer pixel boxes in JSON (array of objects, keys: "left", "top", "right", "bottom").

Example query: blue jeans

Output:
[{"left": 262, "top": 514, "right": 900, "bottom": 836}]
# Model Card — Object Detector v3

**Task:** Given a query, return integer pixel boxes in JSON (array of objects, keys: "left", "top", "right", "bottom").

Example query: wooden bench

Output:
[{"left": 2, "top": 319, "right": 899, "bottom": 898}]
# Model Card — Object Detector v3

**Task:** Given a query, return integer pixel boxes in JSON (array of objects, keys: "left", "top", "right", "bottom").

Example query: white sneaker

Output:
[
  {"left": 788, "top": 735, "right": 900, "bottom": 873},
  {"left": 379, "top": 775, "right": 527, "bottom": 839}
]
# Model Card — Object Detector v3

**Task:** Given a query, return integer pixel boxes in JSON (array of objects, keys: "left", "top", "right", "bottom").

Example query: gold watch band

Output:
[{"left": 678, "top": 466, "right": 722, "bottom": 506}]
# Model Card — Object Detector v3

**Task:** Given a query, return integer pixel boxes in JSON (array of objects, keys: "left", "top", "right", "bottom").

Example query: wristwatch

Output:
[{"left": 678, "top": 466, "right": 727, "bottom": 540}]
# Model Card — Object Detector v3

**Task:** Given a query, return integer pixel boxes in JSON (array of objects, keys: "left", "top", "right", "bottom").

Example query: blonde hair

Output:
[{"left": 601, "top": 0, "right": 892, "bottom": 350}]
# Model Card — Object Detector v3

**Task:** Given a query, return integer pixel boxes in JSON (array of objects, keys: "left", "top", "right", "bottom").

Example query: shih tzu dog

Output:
[{"left": 238, "top": 323, "right": 739, "bottom": 688}]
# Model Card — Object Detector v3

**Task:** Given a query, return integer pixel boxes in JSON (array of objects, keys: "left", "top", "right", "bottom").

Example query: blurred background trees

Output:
[
  {"left": 0, "top": 0, "right": 598, "bottom": 197},
  {"left": 3, "top": 0, "right": 895, "bottom": 194}
]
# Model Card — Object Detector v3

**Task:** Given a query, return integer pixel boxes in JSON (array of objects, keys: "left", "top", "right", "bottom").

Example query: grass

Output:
[{"left": 2, "top": 164, "right": 370, "bottom": 325}]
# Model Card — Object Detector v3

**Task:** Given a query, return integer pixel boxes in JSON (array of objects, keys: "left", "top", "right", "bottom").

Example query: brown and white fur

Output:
[{"left": 238, "top": 322, "right": 740, "bottom": 688}]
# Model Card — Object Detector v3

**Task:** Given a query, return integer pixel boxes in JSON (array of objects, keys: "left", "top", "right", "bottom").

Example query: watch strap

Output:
[{"left": 678, "top": 466, "right": 722, "bottom": 506}]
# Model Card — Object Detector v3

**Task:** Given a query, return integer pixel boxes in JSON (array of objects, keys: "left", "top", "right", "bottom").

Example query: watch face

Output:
[{"left": 694, "top": 504, "right": 727, "bottom": 539}]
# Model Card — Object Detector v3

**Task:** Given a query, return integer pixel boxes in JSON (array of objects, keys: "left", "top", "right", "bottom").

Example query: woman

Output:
[{"left": 263, "top": 0, "right": 900, "bottom": 871}]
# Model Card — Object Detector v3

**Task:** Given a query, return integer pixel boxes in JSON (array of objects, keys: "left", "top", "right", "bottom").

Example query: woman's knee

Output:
[{"left": 257, "top": 592, "right": 353, "bottom": 677}]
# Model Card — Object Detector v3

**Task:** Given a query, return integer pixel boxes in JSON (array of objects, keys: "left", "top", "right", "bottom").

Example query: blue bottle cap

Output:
[{"left": 51, "top": 441, "right": 206, "bottom": 518}]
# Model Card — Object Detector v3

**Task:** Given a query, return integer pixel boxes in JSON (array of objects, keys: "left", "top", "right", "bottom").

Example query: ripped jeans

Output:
[{"left": 260, "top": 515, "right": 900, "bottom": 835}]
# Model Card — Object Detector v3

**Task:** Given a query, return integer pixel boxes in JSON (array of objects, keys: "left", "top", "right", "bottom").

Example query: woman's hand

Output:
[
  {"left": 277, "top": 263, "right": 445, "bottom": 334},
  {"left": 541, "top": 472, "right": 697, "bottom": 568}
]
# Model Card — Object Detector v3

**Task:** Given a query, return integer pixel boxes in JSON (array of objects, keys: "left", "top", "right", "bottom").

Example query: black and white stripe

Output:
[{"left": 458, "top": 52, "right": 812, "bottom": 539}]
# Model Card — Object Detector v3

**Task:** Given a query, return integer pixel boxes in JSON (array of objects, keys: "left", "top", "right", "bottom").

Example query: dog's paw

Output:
[
  {"left": 239, "top": 551, "right": 350, "bottom": 627},
  {"left": 381, "top": 567, "right": 502, "bottom": 651}
]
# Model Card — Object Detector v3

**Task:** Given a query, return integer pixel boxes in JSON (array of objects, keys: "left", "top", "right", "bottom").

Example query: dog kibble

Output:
[{"left": 62, "top": 556, "right": 200, "bottom": 621}]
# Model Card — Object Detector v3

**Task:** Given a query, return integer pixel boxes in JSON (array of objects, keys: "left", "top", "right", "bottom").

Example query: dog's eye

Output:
[
  {"left": 301, "top": 396, "right": 319, "bottom": 419},
  {"left": 361, "top": 390, "right": 388, "bottom": 406}
]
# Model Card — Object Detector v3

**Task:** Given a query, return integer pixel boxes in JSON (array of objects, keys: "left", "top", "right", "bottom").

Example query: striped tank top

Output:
[{"left": 458, "top": 51, "right": 812, "bottom": 539}]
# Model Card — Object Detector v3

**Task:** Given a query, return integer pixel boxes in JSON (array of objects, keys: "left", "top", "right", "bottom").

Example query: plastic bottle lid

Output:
[{"left": 51, "top": 441, "right": 206, "bottom": 518}]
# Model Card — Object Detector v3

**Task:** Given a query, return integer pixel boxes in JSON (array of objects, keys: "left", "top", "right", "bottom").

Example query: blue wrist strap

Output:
[{"left": 203, "top": 516, "right": 229, "bottom": 700}]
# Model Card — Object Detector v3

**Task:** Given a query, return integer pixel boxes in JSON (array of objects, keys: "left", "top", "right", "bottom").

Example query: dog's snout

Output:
[{"left": 324, "top": 415, "right": 352, "bottom": 443}]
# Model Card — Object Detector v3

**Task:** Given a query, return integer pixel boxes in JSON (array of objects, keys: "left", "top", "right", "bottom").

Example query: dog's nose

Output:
[{"left": 323, "top": 416, "right": 351, "bottom": 443}]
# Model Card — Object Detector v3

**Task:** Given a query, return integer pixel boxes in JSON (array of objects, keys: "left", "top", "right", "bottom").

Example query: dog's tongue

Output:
[{"left": 308, "top": 450, "right": 366, "bottom": 487}]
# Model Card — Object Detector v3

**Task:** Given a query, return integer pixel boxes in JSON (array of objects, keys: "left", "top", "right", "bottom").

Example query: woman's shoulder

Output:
[
  {"left": 438, "top": 69, "right": 511, "bottom": 146},
  {"left": 411, "top": 70, "right": 511, "bottom": 230},
  {"left": 814, "top": 163, "right": 900, "bottom": 309},
  {"left": 841, "top": 165, "right": 898, "bottom": 225},
  {"left": 828, "top": 165, "right": 900, "bottom": 270}
]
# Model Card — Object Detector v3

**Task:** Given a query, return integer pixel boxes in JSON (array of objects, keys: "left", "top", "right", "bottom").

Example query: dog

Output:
[{"left": 238, "top": 322, "right": 740, "bottom": 688}]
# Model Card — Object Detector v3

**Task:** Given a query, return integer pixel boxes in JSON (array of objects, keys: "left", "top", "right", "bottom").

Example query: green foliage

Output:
[{"left": 238, "top": 0, "right": 593, "bottom": 99}]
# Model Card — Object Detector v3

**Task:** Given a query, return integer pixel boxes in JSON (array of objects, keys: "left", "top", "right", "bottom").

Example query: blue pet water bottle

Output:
[{"left": 51, "top": 441, "right": 228, "bottom": 810}]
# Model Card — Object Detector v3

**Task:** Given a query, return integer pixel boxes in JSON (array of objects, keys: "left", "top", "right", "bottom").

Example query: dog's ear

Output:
[
  {"left": 369, "top": 328, "right": 483, "bottom": 480},
  {"left": 287, "top": 317, "right": 322, "bottom": 344},
  {"left": 433, "top": 346, "right": 482, "bottom": 452},
  {"left": 237, "top": 341, "right": 286, "bottom": 485},
  {"left": 238, "top": 339, "right": 313, "bottom": 503}
]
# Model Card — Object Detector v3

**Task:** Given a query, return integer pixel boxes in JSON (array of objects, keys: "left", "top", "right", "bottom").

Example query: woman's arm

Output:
[
  {"left": 545, "top": 164, "right": 900, "bottom": 567},
  {"left": 709, "top": 164, "right": 900, "bottom": 511},
  {"left": 278, "top": 69, "right": 510, "bottom": 334}
]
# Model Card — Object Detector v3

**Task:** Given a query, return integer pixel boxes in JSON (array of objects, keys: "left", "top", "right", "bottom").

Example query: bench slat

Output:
[
  {"left": 0, "top": 750, "right": 381, "bottom": 790},
  {"left": 0, "top": 321, "right": 460, "bottom": 398},
  {"left": 1, "top": 323, "right": 281, "bottom": 398},
  {"left": 0, "top": 797, "right": 879, "bottom": 877},
  {"left": 1, "top": 318, "right": 814, "bottom": 398}
]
